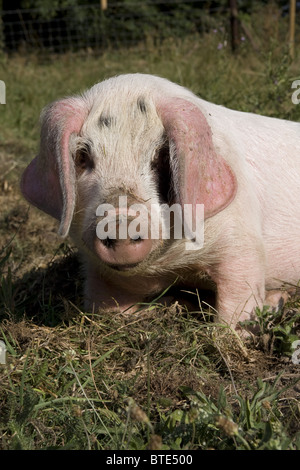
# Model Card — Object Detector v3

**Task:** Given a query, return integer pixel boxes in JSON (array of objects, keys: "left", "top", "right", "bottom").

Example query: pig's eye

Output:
[{"left": 74, "top": 146, "right": 94, "bottom": 174}]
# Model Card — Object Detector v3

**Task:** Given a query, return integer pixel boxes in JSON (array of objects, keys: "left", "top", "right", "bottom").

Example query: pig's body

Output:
[{"left": 21, "top": 74, "right": 300, "bottom": 327}]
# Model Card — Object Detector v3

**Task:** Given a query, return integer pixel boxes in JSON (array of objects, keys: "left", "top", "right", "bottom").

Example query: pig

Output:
[{"left": 20, "top": 73, "right": 300, "bottom": 328}]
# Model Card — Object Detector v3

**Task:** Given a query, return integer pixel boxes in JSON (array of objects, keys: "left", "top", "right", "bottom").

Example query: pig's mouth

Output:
[{"left": 107, "top": 262, "right": 141, "bottom": 271}]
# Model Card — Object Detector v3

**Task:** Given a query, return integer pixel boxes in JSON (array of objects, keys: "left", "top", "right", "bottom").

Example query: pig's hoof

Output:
[{"left": 265, "top": 290, "right": 289, "bottom": 311}]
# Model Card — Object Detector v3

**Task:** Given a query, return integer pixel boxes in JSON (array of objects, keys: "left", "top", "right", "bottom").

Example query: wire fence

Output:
[
  {"left": 0, "top": 0, "right": 228, "bottom": 54},
  {"left": 0, "top": 1, "right": 299, "bottom": 56}
]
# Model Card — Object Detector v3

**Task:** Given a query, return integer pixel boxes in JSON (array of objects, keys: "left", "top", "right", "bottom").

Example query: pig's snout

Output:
[
  {"left": 94, "top": 210, "right": 153, "bottom": 270},
  {"left": 95, "top": 235, "right": 152, "bottom": 270}
]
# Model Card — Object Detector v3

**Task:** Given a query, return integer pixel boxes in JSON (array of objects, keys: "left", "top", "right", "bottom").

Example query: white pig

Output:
[{"left": 20, "top": 73, "right": 300, "bottom": 328}]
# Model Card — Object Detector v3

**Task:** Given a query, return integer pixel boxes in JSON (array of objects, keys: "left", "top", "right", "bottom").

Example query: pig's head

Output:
[{"left": 21, "top": 74, "right": 236, "bottom": 272}]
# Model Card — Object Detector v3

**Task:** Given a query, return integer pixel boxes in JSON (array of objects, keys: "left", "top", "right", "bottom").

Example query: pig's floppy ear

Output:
[
  {"left": 21, "top": 98, "right": 87, "bottom": 237},
  {"left": 157, "top": 98, "right": 237, "bottom": 219}
]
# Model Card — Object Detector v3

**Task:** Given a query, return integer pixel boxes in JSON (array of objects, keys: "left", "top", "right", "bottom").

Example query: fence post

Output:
[
  {"left": 101, "top": 0, "right": 108, "bottom": 10},
  {"left": 289, "top": 0, "right": 296, "bottom": 59},
  {"left": 229, "top": 0, "right": 240, "bottom": 52}
]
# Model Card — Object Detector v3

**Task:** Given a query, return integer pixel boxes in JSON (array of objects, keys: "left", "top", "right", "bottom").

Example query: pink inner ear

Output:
[{"left": 158, "top": 98, "right": 237, "bottom": 219}]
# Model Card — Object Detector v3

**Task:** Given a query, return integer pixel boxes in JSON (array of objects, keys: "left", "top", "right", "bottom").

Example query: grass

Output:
[{"left": 0, "top": 3, "right": 300, "bottom": 450}]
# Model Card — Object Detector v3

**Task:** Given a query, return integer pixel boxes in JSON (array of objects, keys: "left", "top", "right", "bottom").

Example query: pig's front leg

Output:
[{"left": 209, "top": 254, "right": 266, "bottom": 327}]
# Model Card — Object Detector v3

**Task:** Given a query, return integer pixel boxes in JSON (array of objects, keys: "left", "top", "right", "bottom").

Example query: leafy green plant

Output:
[
  {"left": 147, "top": 377, "right": 299, "bottom": 450},
  {"left": 241, "top": 304, "right": 300, "bottom": 356}
]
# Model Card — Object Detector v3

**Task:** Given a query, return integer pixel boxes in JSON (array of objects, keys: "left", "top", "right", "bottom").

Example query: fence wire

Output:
[{"left": 0, "top": 0, "right": 228, "bottom": 54}]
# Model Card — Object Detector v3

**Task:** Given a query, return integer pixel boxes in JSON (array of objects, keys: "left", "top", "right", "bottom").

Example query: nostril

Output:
[
  {"left": 130, "top": 236, "right": 143, "bottom": 244},
  {"left": 101, "top": 237, "right": 116, "bottom": 248}
]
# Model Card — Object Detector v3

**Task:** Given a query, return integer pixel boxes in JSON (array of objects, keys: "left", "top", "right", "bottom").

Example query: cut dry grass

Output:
[{"left": 0, "top": 288, "right": 299, "bottom": 449}]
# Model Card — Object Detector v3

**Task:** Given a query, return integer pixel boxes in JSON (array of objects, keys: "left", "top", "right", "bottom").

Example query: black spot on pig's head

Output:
[
  {"left": 137, "top": 97, "right": 147, "bottom": 114},
  {"left": 98, "top": 114, "right": 115, "bottom": 128}
]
